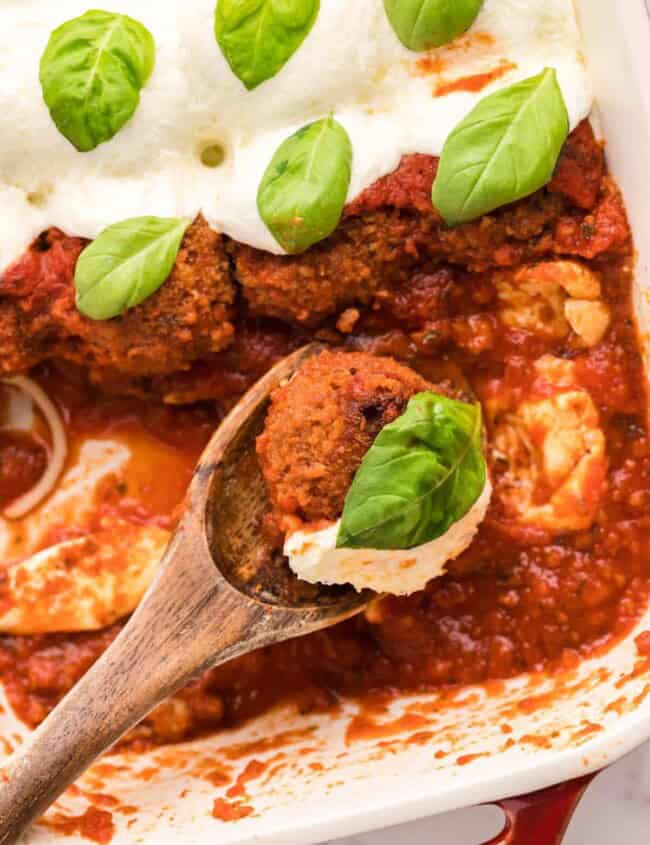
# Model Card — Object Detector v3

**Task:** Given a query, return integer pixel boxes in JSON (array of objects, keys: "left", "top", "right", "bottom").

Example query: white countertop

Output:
[{"left": 327, "top": 741, "right": 650, "bottom": 845}]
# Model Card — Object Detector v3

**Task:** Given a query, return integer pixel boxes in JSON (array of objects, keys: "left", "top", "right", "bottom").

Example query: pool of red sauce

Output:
[{"left": 1, "top": 248, "right": 649, "bottom": 760}]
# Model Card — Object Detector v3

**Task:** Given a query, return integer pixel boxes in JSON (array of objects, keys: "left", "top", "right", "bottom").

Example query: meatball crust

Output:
[
  {"left": 233, "top": 121, "right": 628, "bottom": 328},
  {"left": 231, "top": 210, "right": 435, "bottom": 327},
  {"left": 0, "top": 216, "right": 235, "bottom": 383},
  {"left": 256, "top": 350, "right": 433, "bottom": 529}
]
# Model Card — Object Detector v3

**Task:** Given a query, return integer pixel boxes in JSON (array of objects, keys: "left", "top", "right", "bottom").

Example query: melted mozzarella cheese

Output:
[
  {"left": 0, "top": 0, "right": 591, "bottom": 268},
  {"left": 285, "top": 479, "right": 492, "bottom": 595},
  {"left": 0, "top": 525, "right": 169, "bottom": 634}
]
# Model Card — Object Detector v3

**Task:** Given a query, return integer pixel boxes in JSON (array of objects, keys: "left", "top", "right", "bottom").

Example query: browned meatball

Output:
[
  {"left": 231, "top": 203, "right": 440, "bottom": 327},
  {"left": 233, "top": 122, "right": 628, "bottom": 328},
  {"left": 0, "top": 216, "right": 235, "bottom": 383},
  {"left": 256, "top": 350, "right": 433, "bottom": 531}
]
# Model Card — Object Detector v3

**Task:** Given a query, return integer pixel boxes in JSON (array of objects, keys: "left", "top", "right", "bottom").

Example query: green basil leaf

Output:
[
  {"left": 257, "top": 115, "right": 352, "bottom": 253},
  {"left": 75, "top": 217, "right": 190, "bottom": 320},
  {"left": 215, "top": 0, "right": 319, "bottom": 90},
  {"left": 384, "top": 0, "right": 483, "bottom": 51},
  {"left": 40, "top": 10, "right": 155, "bottom": 152},
  {"left": 432, "top": 68, "right": 569, "bottom": 226},
  {"left": 337, "top": 393, "right": 486, "bottom": 551}
]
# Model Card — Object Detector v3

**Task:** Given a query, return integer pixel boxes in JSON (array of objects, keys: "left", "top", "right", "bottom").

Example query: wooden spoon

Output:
[{"left": 0, "top": 344, "right": 370, "bottom": 844}]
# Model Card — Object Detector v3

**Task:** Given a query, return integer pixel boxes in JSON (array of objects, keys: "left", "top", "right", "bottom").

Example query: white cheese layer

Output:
[
  {"left": 0, "top": 0, "right": 591, "bottom": 268},
  {"left": 0, "top": 525, "right": 169, "bottom": 635},
  {"left": 285, "top": 478, "right": 492, "bottom": 595}
]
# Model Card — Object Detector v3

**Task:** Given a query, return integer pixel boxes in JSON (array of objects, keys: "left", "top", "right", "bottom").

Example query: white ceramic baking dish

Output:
[{"left": 3, "top": 1, "right": 650, "bottom": 842}]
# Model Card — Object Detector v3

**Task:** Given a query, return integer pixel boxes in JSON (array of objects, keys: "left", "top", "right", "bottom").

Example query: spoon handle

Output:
[
  {"left": 0, "top": 342, "right": 331, "bottom": 843},
  {"left": 0, "top": 523, "right": 257, "bottom": 844}
]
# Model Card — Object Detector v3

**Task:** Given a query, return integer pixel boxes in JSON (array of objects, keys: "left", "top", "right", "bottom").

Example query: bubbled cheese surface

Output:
[{"left": 0, "top": 0, "right": 591, "bottom": 268}]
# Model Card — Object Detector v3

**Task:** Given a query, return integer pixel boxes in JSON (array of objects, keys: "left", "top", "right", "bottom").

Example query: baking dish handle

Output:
[{"left": 482, "top": 773, "right": 596, "bottom": 845}]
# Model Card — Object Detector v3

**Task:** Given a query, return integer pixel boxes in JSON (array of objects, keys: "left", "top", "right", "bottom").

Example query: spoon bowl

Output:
[
  {"left": 205, "top": 349, "right": 369, "bottom": 610},
  {"left": 0, "top": 344, "right": 369, "bottom": 844}
]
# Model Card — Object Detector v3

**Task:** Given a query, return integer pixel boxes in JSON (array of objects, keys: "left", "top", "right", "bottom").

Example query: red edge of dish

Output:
[{"left": 482, "top": 772, "right": 597, "bottom": 844}]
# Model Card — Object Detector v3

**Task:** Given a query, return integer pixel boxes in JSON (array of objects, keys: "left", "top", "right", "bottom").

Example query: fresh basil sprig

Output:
[
  {"left": 384, "top": 0, "right": 483, "bottom": 51},
  {"left": 432, "top": 68, "right": 569, "bottom": 226},
  {"left": 257, "top": 115, "right": 352, "bottom": 253},
  {"left": 75, "top": 217, "right": 190, "bottom": 320},
  {"left": 337, "top": 393, "right": 486, "bottom": 551},
  {"left": 215, "top": 0, "right": 320, "bottom": 90},
  {"left": 40, "top": 10, "right": 155, "bottom": 152}
]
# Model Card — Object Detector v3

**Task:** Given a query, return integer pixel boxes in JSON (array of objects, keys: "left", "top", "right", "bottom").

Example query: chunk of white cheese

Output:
[{"left": 284, "top": 478, "right": 492, "bottom": 595}]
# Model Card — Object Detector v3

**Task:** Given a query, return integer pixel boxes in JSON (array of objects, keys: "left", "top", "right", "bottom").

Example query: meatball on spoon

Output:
[{"left": 0, "top": 344, "right": 369, "bottom": 844}]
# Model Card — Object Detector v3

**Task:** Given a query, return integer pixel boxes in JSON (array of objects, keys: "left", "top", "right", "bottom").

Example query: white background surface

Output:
[{"left": 327, "top": 742, "right": 650, "bottom": 844}]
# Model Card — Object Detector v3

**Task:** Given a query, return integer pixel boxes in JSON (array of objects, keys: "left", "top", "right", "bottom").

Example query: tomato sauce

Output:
[
  {"left": 434, "top": 61, "right": 518, "bottom": 97},
  {"left": 0, "top": 431, "right": 46, "bottom": 510},
  {"left": 0, "top": 156, "right": 648, "bottom": 751}
]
